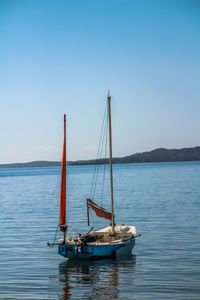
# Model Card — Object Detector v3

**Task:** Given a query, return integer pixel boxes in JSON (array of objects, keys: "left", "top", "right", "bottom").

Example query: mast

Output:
[
  {"left": 107, "top": 91, "right": 115, "bottom": 234},
  {"left": 59, "top": 114, "right": 67, "bottom": 242}
]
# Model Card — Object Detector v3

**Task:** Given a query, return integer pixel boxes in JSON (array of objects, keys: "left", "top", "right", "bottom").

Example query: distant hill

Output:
[
  {"left": 1, "top": 146, "right": 200, "bottom": 168},
  {"left": 0, "top": 161, "right": 61, "bottom": 168},
  {"left": 70, "top": 146, "right": 200, "bottom": 165},
  {"left": 115, "top": 146, "right": 200, "bottom": 164}
]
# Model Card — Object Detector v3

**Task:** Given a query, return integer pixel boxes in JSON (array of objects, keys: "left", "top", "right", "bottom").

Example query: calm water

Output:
[{"left": 0, "top": 162, "right": 200, "bottom": 299}]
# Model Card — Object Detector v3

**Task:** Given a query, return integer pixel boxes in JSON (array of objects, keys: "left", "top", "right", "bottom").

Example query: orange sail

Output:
[
  {"left": 87, "top": 198, "right": 112, "bottom": 226},
  {"left": 59, "top": 114, "right": 67, "bottom": 232}
]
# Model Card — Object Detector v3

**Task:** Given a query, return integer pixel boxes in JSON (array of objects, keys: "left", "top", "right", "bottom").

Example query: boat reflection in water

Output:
[{"left": 59, "top": 254, "right": 136, "bottom": 299}]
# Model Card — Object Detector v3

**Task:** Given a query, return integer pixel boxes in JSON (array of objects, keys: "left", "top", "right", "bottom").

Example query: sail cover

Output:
[
  {"left": 59, "top": 114, "right": 66, "bottom": 232},
  {"left": 86, "top": 198, "right": 112, "bottom": 226}
]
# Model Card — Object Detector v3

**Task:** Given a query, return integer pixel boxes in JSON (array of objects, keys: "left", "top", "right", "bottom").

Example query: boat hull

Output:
[{"left": 58, "top": 238, "right": 135, "bottom": 259}]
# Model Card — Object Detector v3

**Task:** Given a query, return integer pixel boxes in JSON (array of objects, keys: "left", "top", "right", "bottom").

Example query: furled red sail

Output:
[
  {"left": 86, "top": 198, "right": 112, "bottom": 226},
  {"left": 59, "top": 114, "right": 66, "bottom": 232}
]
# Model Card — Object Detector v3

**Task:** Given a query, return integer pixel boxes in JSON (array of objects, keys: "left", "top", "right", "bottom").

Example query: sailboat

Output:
[{"left": 49, "top": 92, "right": 141, "bottom": 259}]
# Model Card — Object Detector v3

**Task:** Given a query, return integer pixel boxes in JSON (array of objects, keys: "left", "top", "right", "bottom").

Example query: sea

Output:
[{"left": 0, "top": 162, "right": 200, "bottom": 299}]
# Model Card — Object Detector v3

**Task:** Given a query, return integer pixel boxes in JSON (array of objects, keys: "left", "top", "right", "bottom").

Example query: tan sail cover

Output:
[{"left": 87, "top": 198, "right": 112, "bottom": 226}]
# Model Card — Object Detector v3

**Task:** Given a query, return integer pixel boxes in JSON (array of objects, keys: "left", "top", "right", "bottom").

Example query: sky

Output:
[{"left": 0, "top": 0, "right": 200, "bottom": 164}]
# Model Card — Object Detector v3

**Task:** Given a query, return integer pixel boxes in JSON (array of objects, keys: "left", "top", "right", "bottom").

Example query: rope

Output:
[
  {"left": 90, "top": 105, "right": 107, "bottom": 198},
  {"left": 90, "top": 103, "right": 108, "bottom": 200},
  {"left": 67, "top": 210, "right": 87, "bottom": 235},
  {"left": 53, "top": 225, "right": 59, "bottom": 243},
  {"left": 100, "top": 112, "right": 108, "bottom": 206},
  {"left": 88, "top": 100, "right": 110, "bottom": 228},
  {"left": 90, "top": 208, "right": 95, "bottom": 228},
  {"left": 49, "top": 225, "right": 59, "bottom": 247}
]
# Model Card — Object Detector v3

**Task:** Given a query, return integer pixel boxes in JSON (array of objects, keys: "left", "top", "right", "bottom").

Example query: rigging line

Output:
[
  {"left": 100, "top": 112, "right": 108, "bottom": 206},
  {"left": 90, "top": 102, "right": 107, "bottom": 198},
  {"left": 90, "top": 208, "right": 95, "bottom": 229},
  {"left": 91, "top": 107, "right": 108, "bottom": 200},
  {"left": 92, "top": 126, "right": 106, "bottom": 198},
  {"left": 90, "top": 105, "right": 107, "bottom": 197},
  {"left": 67, "top": 210, "right": 87, "bottom": 235},
  {"left": 50, "top": 225, "right": 59, "bottom": 247}
]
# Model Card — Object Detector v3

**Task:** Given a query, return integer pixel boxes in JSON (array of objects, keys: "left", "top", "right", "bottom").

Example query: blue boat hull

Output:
[{"left": 58, "top": 238, "right": 135, "bottom": 259}]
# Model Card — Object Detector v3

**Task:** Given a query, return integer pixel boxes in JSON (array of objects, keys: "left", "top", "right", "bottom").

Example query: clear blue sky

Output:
[{"left": 0, "top": 0, "right": 200, "bottom": 163}]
